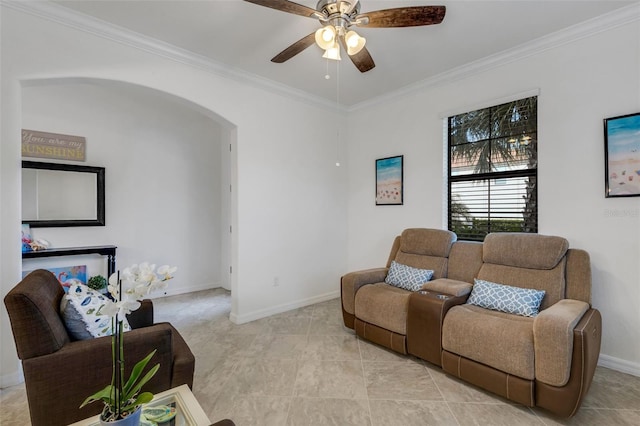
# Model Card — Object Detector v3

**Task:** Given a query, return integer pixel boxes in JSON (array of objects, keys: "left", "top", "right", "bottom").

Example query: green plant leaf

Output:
[
  {"left": 79, "top": 385, "right": 114, "bottom": 408},
  {"left": 122, "top": 350, "right": 156, "bottom": 396},
  {"left": 124, "top": 363, "right": 160, "bottom": 402},
  {"left": 121, "top": 392, "right": 154, "bottom": 413}
]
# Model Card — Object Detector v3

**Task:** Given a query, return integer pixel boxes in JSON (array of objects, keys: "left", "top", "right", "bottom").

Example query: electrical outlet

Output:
[{"left": 273, "top": 276, "right": 279, "bottom": 287}]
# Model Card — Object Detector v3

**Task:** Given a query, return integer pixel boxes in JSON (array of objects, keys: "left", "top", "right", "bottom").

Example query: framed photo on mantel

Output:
[
  {"left": 376, "top": 155, "right": 403, "bottom": 205},
  {"left": 604, "top": 112, "right": 640, "bottom": 198}
]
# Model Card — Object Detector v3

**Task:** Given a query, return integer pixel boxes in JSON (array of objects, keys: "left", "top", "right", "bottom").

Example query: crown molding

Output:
[
  {"left": 0, "top": 0, "right": 342, "bottom": 112},
  {"left": 2, "top": 1, "right": 638, "bottom": 113},
  {"left": 349, "top": 2, "right": 640, "bottom": 112}
]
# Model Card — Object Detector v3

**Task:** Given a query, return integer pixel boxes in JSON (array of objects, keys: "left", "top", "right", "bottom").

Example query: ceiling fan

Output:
[{"left": 244, "top": 0, "right": 446, "bottom": 73}]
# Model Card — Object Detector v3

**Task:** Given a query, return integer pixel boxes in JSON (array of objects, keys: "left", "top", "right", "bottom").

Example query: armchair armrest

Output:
[
  {"left": 127, "top": 299, "right": 154, "bottom": 329},
  {"left": 22, "top": 324, "right": 176, "bottom": 426},
  {"left": 341, "top": 268, "right": 388, "bottom": 316},
  {"left": 533, "top": 299, "right": 589, "bottom": 387}
]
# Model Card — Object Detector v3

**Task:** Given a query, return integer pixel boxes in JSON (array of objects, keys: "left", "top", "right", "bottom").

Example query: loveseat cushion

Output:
[
  {"left": 399, "top": 228, "right": 456, "bottom": 257},
  {"left": 355, "top": 283, "right": 411, "bottom": 335},
  {"left": 447, "top": 241, "right": 484, "bottom": 283},
  {"left": 483, "top": 233, "right": 569, "bottom": 270},
  {"left": 443, "top": 304, "right": 535, "bottom": 380},
  {"left": 395, "top": 252, "right": 449, "bottom": 280},
  {"left": 478, "top": 259, "right": 566, "bottom": 310}
]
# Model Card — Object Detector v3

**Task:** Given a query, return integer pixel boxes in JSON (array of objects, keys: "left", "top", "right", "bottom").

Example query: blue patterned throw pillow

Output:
[
  {"left": 467, "top": 278, "right": 546, "bottom": 317},
  {"left": 60, "top": 283, "right": 131, "bottom": 340},
  {"left": 385, "top": 261, "right": 434, "bottom": 292}
]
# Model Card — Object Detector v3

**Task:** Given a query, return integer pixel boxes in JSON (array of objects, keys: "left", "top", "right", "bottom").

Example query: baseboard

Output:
[
  {"left": 0, "top": 368, "right": 24, "bottom": 389},
  {"left": 150, "top": 281, "right": 221, "bottom": 299},
  {"left": 598, "top": 354, "right": 640, "bottom": 377},
  {"left": 230, "top": 290, "right": 340, "bottom": 324}
]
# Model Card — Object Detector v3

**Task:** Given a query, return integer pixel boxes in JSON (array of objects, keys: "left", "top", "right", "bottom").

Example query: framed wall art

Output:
[
  {"left": 604, "top": 112, "right": 640, "bottom": 197},
  {"left": 376, "top": 155, "right": 403, "bottom": 205},
  {"left": 22, "top": 265, "right": 87, "bottom": 293}
]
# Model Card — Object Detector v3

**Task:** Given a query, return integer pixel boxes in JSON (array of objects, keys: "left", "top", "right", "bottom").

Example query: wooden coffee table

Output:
[{"left": 69, "top": 384, "right": 211, "bottom": 426}]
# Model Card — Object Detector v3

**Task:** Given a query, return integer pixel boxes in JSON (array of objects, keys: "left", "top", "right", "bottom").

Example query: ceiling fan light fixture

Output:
[
  {"left": 245, "top": 0, "right": 447, "bottom": 73},
  {"left": 322, "top": 42, "right": 341, "bottom": 60},
  {"left": 315, "top": 26, "right": 336, "bottom": 50},
  {"left": 345, "top": 30, "right": 366, "bottom": 55}
]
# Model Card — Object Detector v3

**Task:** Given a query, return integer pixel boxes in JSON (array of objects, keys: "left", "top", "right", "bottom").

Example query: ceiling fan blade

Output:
[
  {"left": 271, "top": 32, "right": 316, "bottom": 63},
  {"left": 356, "top": 6, "right": 446, "bottom": 28},
  {"left": 339, "top": 34, "right": 375, "bottom": 73},
  {"left": 243, "top": 0, "right": 321, "bottom": 19},
  {"left": 349, "top": 46, "right": 375, "bottom": 73}
]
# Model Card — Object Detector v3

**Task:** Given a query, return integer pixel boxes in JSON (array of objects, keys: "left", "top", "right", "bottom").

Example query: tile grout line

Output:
[
  {"left": 423, "top": 363, "right": 461, "bottom": 425},
  {"left": 357, "top": 337, "right": 375, "bottom": 426}
]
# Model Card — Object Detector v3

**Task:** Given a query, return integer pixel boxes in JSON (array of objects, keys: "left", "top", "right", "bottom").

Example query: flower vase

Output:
[{"left": 99, "top": 407, "right": 141, "bottom": 426}]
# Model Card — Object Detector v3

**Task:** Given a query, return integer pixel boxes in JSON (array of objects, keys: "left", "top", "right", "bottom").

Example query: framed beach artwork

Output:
[
  {"left": 376, "top": 155, "right": 403, "bottom": 205},
  {"left": 22, "top": 265, "right": 87, "bottom": 293},
  {"left": 604, "top": 112, "right": 640, "bottom": 197}
]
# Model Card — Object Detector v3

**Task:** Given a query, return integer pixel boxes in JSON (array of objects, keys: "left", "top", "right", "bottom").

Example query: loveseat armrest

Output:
[
  {"left": 535, "top": 308, "right": 601, "bottom": 417},
  {"left": 341, "top": 268, "right": 388, "bottom": 319},
  {"left": 422, "top": 278, "right": 473, "bottom": 298},
  {"left": 533, "top": 299, "right": 589, "bottom": 387}
]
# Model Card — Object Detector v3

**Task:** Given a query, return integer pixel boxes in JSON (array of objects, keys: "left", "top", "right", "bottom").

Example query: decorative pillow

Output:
[
  {"left": 60, "top": 283, "right": 131, "bottom": 340},
  {"left": 385, "top": 261, "right": 434, "bottom": 291},
  {"left": 467, "top": 278, "right": 546, "bottom": 317}
]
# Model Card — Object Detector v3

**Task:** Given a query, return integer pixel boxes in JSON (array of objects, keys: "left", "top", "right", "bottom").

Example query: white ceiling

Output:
[{"left": 51, "top": 0, "right": 636, "bottom": 106}]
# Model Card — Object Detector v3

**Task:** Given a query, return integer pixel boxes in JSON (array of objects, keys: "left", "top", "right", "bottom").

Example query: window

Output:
[{"left": 448, "top": 96, "right": 537, "bottom": 241}]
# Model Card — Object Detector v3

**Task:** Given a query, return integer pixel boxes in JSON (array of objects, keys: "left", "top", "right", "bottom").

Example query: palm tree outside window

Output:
[{"left": 448, "top": 96, "right": 538, "bottom": 241}]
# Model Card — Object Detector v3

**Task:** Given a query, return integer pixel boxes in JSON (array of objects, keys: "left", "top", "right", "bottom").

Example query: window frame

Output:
[{"left": 447, "top": 97, "right": 538, "bottom": 241}]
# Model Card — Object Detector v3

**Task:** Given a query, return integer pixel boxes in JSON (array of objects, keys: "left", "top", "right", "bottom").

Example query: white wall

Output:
[
  {"left": 0, "top": 6, "right": 347, "bottom": 386},
  {"left": 21, "top": 82, "right": 223, "bottom": 293},
  {"left": 347, "top": 19, "right": 640, "bottom": 373}
]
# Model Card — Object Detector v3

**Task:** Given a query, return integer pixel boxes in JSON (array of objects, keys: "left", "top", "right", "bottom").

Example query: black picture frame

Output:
[
  {"left": 375, "top": 155, "right": 403, "bottom": 205},
  {"left": 604, "top": 112, "right": 640, "bottom": 198},
  {"left": 22, "top": 161, "right": 106, "bottom": 227}
]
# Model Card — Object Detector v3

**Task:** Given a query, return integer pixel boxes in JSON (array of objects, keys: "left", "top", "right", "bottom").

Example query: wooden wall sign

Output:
[{"left": 22, "top": 129, "right": 86, "bottom": 162}]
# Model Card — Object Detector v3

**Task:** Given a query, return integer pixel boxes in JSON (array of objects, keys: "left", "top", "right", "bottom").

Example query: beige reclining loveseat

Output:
[{"left": 341, "top": 228, "right": 602, "bottom": 418}]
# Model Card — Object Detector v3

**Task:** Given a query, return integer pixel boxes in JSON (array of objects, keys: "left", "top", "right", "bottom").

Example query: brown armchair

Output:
[{"left": 4, "top": 269, "right": 196, "bottom": 426}]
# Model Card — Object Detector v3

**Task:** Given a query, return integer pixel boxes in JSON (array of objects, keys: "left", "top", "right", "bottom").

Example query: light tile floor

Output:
[{"left": 1, "top": 288, "right": 639, "bottom": 425}]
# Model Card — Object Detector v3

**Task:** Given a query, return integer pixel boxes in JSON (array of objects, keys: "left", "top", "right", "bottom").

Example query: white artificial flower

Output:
[
  {"left": 108, "top": 272, "right": 119, "bottom": 287},
  {"left": 102, "top": 299, "right": 119, "bottom": 318},
  {"left": 107, "top": 285, "right": 119, "bottom": 301},
  {"left": 137, "top": 263, "right": 156, "bottom": 282},
  {"left": 149, "top": 280, "right": 169, "bottom": 293},
  {"left": 115, "top": 299, "right": 141, "bottom": 320},
  {"left": 157, "top": 265, "right": 177, "bottom": 280},
  {"left": 105, "top": 262, "right": 176, "bottom": 317}
]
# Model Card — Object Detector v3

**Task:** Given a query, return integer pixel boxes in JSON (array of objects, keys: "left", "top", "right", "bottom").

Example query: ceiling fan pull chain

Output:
[{"left": 335, "top": 59, "right": 341, "bottom": 167}]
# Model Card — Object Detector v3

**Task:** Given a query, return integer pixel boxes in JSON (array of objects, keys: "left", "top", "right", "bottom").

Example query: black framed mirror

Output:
[{"left": 22, "top": 161, "right": 105, "bottom": 227}]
